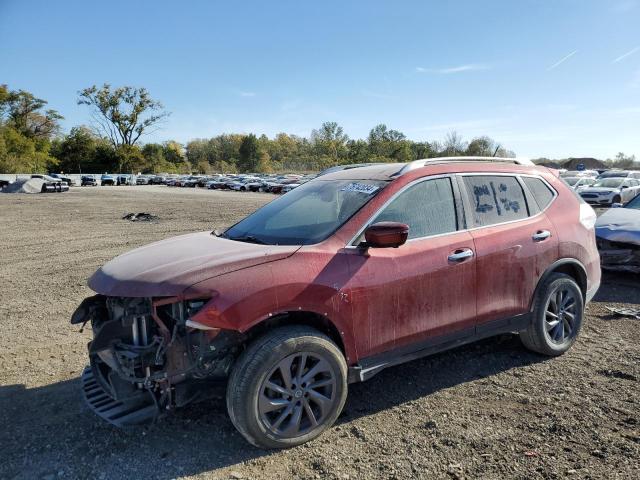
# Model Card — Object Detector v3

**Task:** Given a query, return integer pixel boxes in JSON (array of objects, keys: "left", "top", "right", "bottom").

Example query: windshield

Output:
[
  {"left": 593, "top": 178, "right": 623, "bottom": 188},
  {"left": 625, "top": 195, "right": 640, "bottom": 210},
  {"left": 564, "top": 177, "right": 579, "bottom": 186},
  {"left": 223, "top": 179, "right": 387, "bottom": 245}
]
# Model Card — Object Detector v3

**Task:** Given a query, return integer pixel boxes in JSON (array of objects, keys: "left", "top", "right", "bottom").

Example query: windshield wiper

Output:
[{"left": 224, "top": 234, "right": 270, "bottom": 245}]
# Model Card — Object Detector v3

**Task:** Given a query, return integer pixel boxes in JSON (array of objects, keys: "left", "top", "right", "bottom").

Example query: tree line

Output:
[{"left": 1, "top": 82, "right": 632, "bottom": 175}]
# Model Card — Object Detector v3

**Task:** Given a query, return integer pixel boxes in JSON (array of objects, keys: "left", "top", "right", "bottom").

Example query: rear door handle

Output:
[
  {"left": 532, "top": 230, "right": 551, "bottom": 242},
  {"left": 448, "top": 248, "right": 474, "bottom": 262}
]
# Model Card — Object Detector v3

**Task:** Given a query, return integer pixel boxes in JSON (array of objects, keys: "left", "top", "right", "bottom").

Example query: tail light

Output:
[{"left": 579, "top": 203, "right": 597, "bottom": 230}]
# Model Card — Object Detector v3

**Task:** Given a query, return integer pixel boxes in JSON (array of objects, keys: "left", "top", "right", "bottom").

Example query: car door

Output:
[
  {"left": 622, "top": 179, "right": 639, "bottom": 203},
  {"left": 458, "top": 174, "right": 559, "bottom": 328},
  {"left": 343, "top": 176, "right": 477, "bottom": 358}
]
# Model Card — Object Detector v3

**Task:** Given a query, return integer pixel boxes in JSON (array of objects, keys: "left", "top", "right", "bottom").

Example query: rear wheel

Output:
[
  {"left": 520, "top": 273, "right": 584, "bottom": 356},
  {"left": 226, "top": 326, "right": 347, "bottom": 449}
]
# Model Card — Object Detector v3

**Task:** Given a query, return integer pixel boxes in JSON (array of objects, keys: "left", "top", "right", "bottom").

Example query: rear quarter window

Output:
[
  {"left": 462, "top": 175, "right": 528, "bottom": 227},
  {"left": 522, "top": 177, "right": 555, "bottom": 211}
]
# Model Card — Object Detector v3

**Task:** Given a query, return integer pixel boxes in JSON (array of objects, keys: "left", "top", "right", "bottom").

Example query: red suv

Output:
[{"left": 72, "top": 157, "right": 601, "bottom": 448}]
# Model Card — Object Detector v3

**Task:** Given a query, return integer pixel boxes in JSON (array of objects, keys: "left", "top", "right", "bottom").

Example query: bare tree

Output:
[
  {"left": 78, "top": 84, "right": 169, "bottom": 148},
  {"left": 442, "top": 131, "right": 466, "bottom": 156}
]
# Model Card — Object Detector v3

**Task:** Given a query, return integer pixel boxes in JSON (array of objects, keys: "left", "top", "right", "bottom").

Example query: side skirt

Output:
[{"left": 347, "top": 313, "right": 531, "bottom": 383}]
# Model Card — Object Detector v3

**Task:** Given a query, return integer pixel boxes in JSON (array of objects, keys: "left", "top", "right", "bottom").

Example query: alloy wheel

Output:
[
  {"left": 258, "top": 352, "right": 337, "bottom": 438},
  {"left": 544, "top": 286, "right": 577, "bottom": 344}
]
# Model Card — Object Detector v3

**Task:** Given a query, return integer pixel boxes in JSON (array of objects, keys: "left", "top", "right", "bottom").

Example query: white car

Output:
[
  {"left": 579, "top": 177, "right": 640, "bottom": 206},
  {"left": 563, "top": 177, "right": 596, "bottom": 190},
  {"left": 561, "top": 170, "right": 599, "bottom": 178},
  {"left": 136, "top": 175, "right": 151, "bottom": 185}
]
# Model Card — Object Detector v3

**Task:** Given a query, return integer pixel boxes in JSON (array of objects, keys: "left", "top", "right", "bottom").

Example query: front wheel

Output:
[
  {"left": 226, "top": 326, "right": 347, "bottom": 449},
  {"left": 612, "top": 195, "right": 621, "bottom": 205},
  {"left": 520, "top": 273, "right": 584, "bottom": 356}
]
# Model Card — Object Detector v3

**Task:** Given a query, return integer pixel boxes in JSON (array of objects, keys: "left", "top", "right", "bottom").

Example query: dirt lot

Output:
[{"left": 0, "top": 186, "right": 638, "bottom": 480}]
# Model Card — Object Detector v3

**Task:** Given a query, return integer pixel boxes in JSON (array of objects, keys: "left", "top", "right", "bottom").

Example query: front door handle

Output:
[
  {"left": 532, "top": 230, "right": 551, "bottom": 242},
  {"left": 448, "top": 248, "right": 474, "bottom": 262}
]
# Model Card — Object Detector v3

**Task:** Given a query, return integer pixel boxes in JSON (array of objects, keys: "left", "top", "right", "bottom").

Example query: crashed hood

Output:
[
  {"left": 89, "top": 231, "right": 300, "bottom": 297},
  {"left": 595, "top": 208, "right": 640, "bottom": 245}
]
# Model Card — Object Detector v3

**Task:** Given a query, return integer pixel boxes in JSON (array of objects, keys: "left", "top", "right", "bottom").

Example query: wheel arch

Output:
[
  {"left": 243, "top": 311, "right": 350, "bottom": 362},
  {"left": 531, "top": 258, "right": 588, "bottom": 310}
]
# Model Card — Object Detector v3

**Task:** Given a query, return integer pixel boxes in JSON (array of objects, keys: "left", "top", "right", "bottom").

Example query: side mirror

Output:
[
  {"left": 621, "top": 185, "right": 628, "bottom": 189},
  {"left": 612, "top": 202, "right": 623, "bottom": 208},
  {"left": 363, "top": 222, "right": 409, "bottom": 248}
]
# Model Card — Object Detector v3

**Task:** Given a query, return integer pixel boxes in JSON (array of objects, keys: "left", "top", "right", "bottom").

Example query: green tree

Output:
[
  {"left": 238, "top": 134, "right": 259, "bottom": 172},
  {"left": 50, "top": 126, "right": 100, "bottom": 173},
  {"left": 2, "top": 87, "right": 63, "bottom": 139},
  {"left": 310, "top": 121, "right": 349, "bottom": 161}
]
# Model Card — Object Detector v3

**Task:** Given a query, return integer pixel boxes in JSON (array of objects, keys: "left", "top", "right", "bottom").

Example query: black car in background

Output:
[
  {"left": 81, "top": 175, "right": 98, "bottom": 186},
  {"left": 49, "top": 173, "right": 73, "bottom": 186}
]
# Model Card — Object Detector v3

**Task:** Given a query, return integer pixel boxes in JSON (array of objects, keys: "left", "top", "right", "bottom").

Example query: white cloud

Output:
[
  {"left": 547, "top": 50, "right": 578, "bottom": 71},
  {"left": 238, "top": 91, "right": 256, "bottom": 97},
  {"left": 613, "top": 46, "right": 640, "bottom": 63},
  {"left": 415, "top": 64, "right": 490, "bottom": 74}
]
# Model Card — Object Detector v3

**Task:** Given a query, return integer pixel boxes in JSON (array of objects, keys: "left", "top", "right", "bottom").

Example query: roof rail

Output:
[{"left": 395, "top": 156, "right": 534, "bottom": 175}]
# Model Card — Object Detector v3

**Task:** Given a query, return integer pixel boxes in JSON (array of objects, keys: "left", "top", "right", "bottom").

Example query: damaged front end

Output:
[
  {"left": 596, "top": 237, "right": 640, "bottom": 273},
  {"left": 71, "top": 295, "right": 242, "bottom": 427},
  {"left": 595, "top": 207, "right": 640, "bottom": 274}
]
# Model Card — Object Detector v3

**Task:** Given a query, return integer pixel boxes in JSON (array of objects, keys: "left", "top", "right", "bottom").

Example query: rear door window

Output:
[
  {"left": 462, "top": 175, "right": 528, "bottom": 227},
  {"left": 370, "top": 177, "right": 458, "bottom": 239}
]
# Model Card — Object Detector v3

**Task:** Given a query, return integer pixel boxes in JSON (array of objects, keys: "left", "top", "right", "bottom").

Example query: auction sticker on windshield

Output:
[{"left": 340, "top": 183, "right": 380, "bottom": 194}]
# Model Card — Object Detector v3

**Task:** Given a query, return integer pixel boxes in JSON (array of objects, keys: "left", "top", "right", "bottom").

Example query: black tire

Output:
[
  {"left": 612, "top": 195, "right": 621, "bottom": 205},
  {"left": 226, "top": 325, "right": 347, "bottom": 449},
  {"left": 520, "top": 273, "right": 584, "bottom": 356}
]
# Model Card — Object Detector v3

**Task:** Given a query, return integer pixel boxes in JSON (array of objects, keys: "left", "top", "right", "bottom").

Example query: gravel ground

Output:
[{"left": 0, "top": 186, "right": 638, "bottom": 480}]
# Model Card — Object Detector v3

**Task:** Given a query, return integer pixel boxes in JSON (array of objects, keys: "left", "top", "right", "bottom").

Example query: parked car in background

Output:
[
  {"left": 197, "top": 176, "right": 217, "bottom": 188},
  {"left": 597, "top": 170, "right": 640, "bottom": 179},
  {"left": 81, "top": 175, "right": 98, "bottom": 186},
  {"left": 136, "top": 175, "right": 152, "bottom": 185},
  {"left": 149, "top": 175, "right": 167, "bottom": 185},
  {"left": 49, "top": 173, "right": 73, "bottom": 186},
  {"left": 101, "top": 174, "right": 116, "bottom": 186},
  {"left": 595, "top": 193, "right": 640, "bottom": 272},
  {"left": 579, "top": 177, "right": 640, "bottom": 206},
  {"left": 229, "top": 177, "right": 261, "bottom": 191},
  {"left": 117, "top": 174, "right": 134, "bottom": 185},
  {"left": 73, "top": 157, "right": 600, "bottom": 448},
  {"left": 560, "top": 170, "right": 598, "bottom": 178},
  {"left": 182, "top": 175, "right": 204, "bottom": 187},
  {"left": 281, "top": 182, "right": 301, "bottom": 193},
  {"left": 31, "top": 174, "right": 69, "bottom": 192},
  {"left": 562, "top": 177, "right": 596, "bottom": 190}
]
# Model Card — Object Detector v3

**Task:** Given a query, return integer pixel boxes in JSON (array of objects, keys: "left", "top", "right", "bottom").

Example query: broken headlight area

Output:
[
  {"left": 71, "top": 295, "right": 243, "bottom": 427},
  {"left": 596, "top": 237, "right": 640, "bottom": 273}
]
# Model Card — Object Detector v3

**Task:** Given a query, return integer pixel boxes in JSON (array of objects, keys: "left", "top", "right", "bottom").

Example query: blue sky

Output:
[{"left": 1, "top": 0, "right": 639, "bottom": 159}]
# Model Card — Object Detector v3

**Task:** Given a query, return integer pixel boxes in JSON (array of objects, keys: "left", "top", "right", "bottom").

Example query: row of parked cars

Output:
[
  {"left": 560, "top": 169, "right": 640, "bottom": 206},
  {"left": 132, "top": 173, "right": 315, "bottom": 194},
  {"left": 73, "top": 173, "right": 315, "bottom": 194}
]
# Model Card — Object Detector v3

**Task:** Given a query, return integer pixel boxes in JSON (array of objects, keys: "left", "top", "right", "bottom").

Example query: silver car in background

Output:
[{"left": 579, "top": 177, "right": 640, "bottom": 206}]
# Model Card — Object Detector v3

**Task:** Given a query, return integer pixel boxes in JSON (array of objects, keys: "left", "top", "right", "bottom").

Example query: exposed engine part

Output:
[{"left": 72, "top": 295, "right": 244, "bottom": 425}]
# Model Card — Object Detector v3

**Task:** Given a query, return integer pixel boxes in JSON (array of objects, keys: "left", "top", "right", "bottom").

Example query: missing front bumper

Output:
[{"left": 81, "top": 367, "right": 159, "bottom": 427}]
